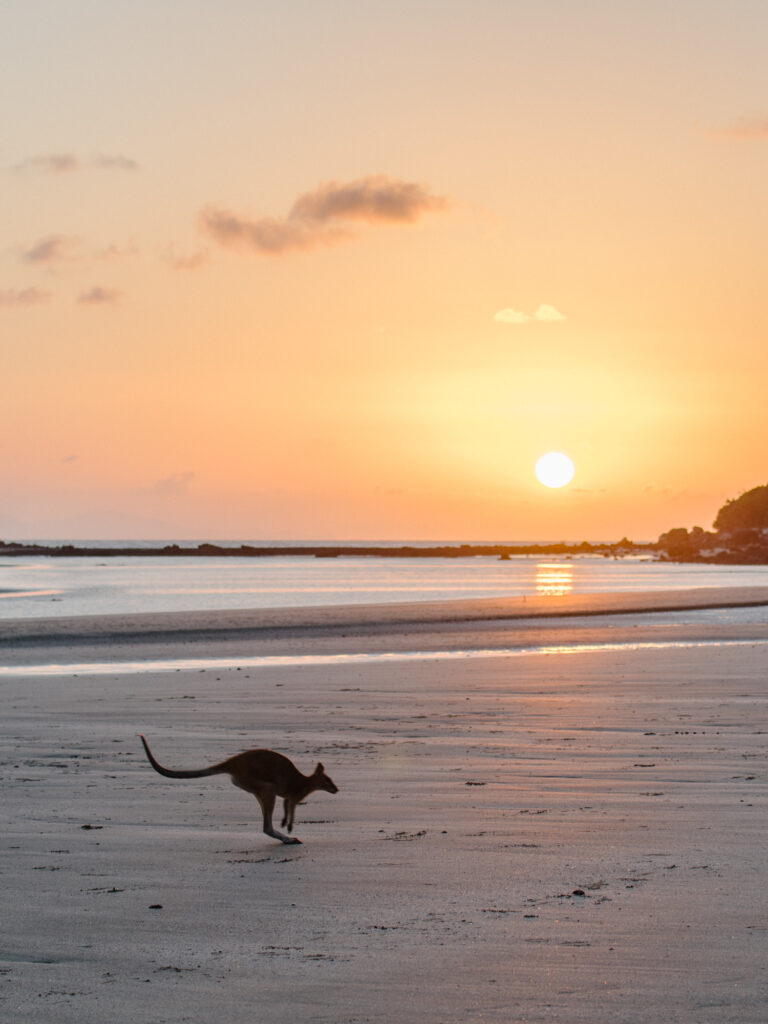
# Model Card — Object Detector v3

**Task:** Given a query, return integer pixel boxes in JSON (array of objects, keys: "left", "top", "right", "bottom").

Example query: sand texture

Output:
[
  {"left": 3, "top": 585, "right": 768, "bottom": 667},
  {"left": 2, "top": 596, "right": 768, "bottom": 1022}
]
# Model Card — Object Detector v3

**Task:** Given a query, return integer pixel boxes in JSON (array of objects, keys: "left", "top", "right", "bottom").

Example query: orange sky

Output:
[{"left": 3, "top": 2, "right": 768, "bottom": 540}]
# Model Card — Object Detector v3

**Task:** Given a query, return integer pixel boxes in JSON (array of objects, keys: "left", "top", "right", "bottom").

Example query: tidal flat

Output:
[{"left": 2, "top": 594, "right": 767, "bottom": 1022}]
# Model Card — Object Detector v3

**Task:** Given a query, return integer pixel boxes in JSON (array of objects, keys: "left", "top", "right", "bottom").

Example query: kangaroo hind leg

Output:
[{"left": 257, "top": 789, "right": 301, "bottom": 845}]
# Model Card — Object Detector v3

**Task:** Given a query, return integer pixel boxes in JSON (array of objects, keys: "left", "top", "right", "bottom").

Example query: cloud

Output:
[
  {"left": 493, "top": 308, "right": 531, "bottom": 324},
  {"left": 14, "top": 152, "right": 139, "bottom": 173},
  {"left": 201, "top": 174, "right": 446, "bottom": 255},
  {"left": 712, "top": 117, "right": 768, "bottom": 140},
  {"left": 21, "top": 235, "right": 136, "bottom": 266},
  {"left": 493, "top": 304, "right": 566, "bottom": 324},
  {"left": 290, "top": 176, "right": 445, "bottom": 223},
  {"left": 22, "top": 234, "right": 75, "bottom": 264},
  {"left": 97, "top": 240, "right": 139, "bottom": 260},
  {"left": 15, "top": 153, "right": 80, "bottom": 174},
  {"left": 201, "top": 210, "right": 325, "bottom": 254},
  {"left": 533, "top": 303, "right": 566, "bottom": 322},
  {"left": 91, "top": 154, "right": 139, "bottom": 171},
  {"left": 78, "top": 286, "right": 121, "bottom": 305},
  {"left": 161, "top": 246, "right": 210, "bottom": 271},
  {"left": 0, "top": 287, "right": 51, "bottom": 307}
]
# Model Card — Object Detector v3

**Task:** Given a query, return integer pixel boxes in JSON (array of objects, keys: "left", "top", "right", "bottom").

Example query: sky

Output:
[{"left": 3, "top": 0, "right": 768, "bottom": 541}]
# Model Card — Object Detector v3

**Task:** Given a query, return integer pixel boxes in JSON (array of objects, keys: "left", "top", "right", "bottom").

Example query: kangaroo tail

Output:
[{"left": 139, "top": 734, "right": 227, "bottom": 780}]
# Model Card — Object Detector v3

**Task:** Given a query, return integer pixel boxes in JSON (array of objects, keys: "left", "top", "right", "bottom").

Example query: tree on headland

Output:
[
  {"left": 656, "top": 483, "right": 768, "bottom": 562},
  {"left": 657, "top": 527, "right": 692, "bottom": 558},
  {"left": 713, "top": 484, "right": 768, "bottom": 534},
  {"left": 656, "top": 525, "right": 713, "bottom": 558}
]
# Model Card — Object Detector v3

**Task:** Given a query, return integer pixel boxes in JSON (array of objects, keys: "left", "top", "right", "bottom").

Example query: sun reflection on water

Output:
[{"left": 535, "top": 562, "right": 574, "bottom": 597}]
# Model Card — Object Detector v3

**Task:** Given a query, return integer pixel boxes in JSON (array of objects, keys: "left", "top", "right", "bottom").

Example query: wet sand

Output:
[
  {"left": 3, "top": 585, "right": 768, "bottom": 667},
  {"left": 2, "top": 590, "right": 767, "bottom": 1022}
]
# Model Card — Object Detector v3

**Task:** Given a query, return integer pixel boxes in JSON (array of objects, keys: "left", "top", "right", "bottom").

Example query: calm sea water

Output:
[{"left": 3, "top": 549, "right": 768, "bottom": 620}]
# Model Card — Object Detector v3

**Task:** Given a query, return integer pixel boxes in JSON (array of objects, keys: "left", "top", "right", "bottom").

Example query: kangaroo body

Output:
[{"left": 139, "top": 735, "right": 338, "bottom": 844}]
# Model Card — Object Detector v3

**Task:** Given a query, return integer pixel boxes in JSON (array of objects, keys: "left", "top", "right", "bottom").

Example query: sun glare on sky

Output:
[{"left": 535, "top": 452, "right": 575, "bottom": 489}]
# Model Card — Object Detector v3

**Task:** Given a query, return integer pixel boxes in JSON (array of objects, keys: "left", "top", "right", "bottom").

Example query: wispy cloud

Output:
[
  {"left": 711, "top": 117, "right": 768, "bottom": 140},
  {"left": 14, "top": 152, "right": 139, "bottom": 173},
  {"left": 201, "top": 210, "right": 322, "bottom": 254},
  {"left": 97, "top": 240, "right": 139, "bottom": 261},
  {"left": 0, "top": 287, "right": 51, "bottom": 307},
  {"left": 533, "top": 303, "right": 566, "bottom": 322},
  {"left": 201, "top": 174, "right": 447, "bottom": 255},
  {"left": 161, "top": 246, "right": 210, "bottom": 271},
  {"left": 78, "top": 286, "right": 121, "bottom": 305},
  {"left": 290, "top": 176, "right": 445, "bottom": 223},
  {"left": 15, "top": 153, "right": 79, "bottom": 174},
  {"left": 21, "top": 234, "right": 136, "bottom": 266},
  {"left": 493, "top": 307, "right": 531, "bottom": 324},
  {"left": 22, "top": 234, "right": 76, "bottom": 265},
  {"left": 493, "top": 304, "right": 566, "bottom": 325},
  {"left": 91, "top": 154, "right": 139, "bottom": 171}
]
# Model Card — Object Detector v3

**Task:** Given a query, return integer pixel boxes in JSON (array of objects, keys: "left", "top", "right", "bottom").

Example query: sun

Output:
[{"left": 535, "top": 451, "right": 575, "bottom": 488}]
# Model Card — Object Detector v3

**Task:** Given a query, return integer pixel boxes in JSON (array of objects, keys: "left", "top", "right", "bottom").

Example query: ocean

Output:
[{"left": 3, "top": 548, "right": 768, "bottom": 620}]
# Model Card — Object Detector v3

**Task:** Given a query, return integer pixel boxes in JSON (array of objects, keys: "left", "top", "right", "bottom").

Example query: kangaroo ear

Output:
[{"left": 316, "top": 762, "right": 325, "bottom": 773}]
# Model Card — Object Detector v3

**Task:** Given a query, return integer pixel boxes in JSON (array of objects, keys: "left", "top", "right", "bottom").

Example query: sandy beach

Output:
[{"left": 2, "top": 589, "right": 767, "bottom": 1022}]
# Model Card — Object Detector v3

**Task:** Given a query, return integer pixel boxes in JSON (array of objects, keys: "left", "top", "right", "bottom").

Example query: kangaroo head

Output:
[{"left": 313, "top": 762, "right": 339, "bottom": 794}]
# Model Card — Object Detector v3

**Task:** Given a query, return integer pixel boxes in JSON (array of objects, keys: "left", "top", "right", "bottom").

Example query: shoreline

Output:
[
  {"left": 4, "top": 637, "right": 768, "bottom": 679},
  {"left": 3, "top": 583, "right": 768, "bottom": 639},
  {"left": 2, "top": 585, "right": 768, "bottom": 668}
]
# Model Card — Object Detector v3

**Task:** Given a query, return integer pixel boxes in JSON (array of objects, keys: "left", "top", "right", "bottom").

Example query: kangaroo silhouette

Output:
[{"left": 140, "top": 735, "right": 338, "bottom": 844}]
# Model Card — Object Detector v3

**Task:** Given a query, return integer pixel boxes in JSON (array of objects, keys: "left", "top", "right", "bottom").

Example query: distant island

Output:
[
  {"left": 0, "top": 539, "right": 652, "bottom": 559},
  {"left": 2, "top": 485, "right": 767, "bottom": 564}
]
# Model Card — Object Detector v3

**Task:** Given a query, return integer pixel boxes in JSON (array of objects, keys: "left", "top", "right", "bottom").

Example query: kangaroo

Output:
[{"left": 139, "top": 735, "right": 338, "bottom": 845}]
